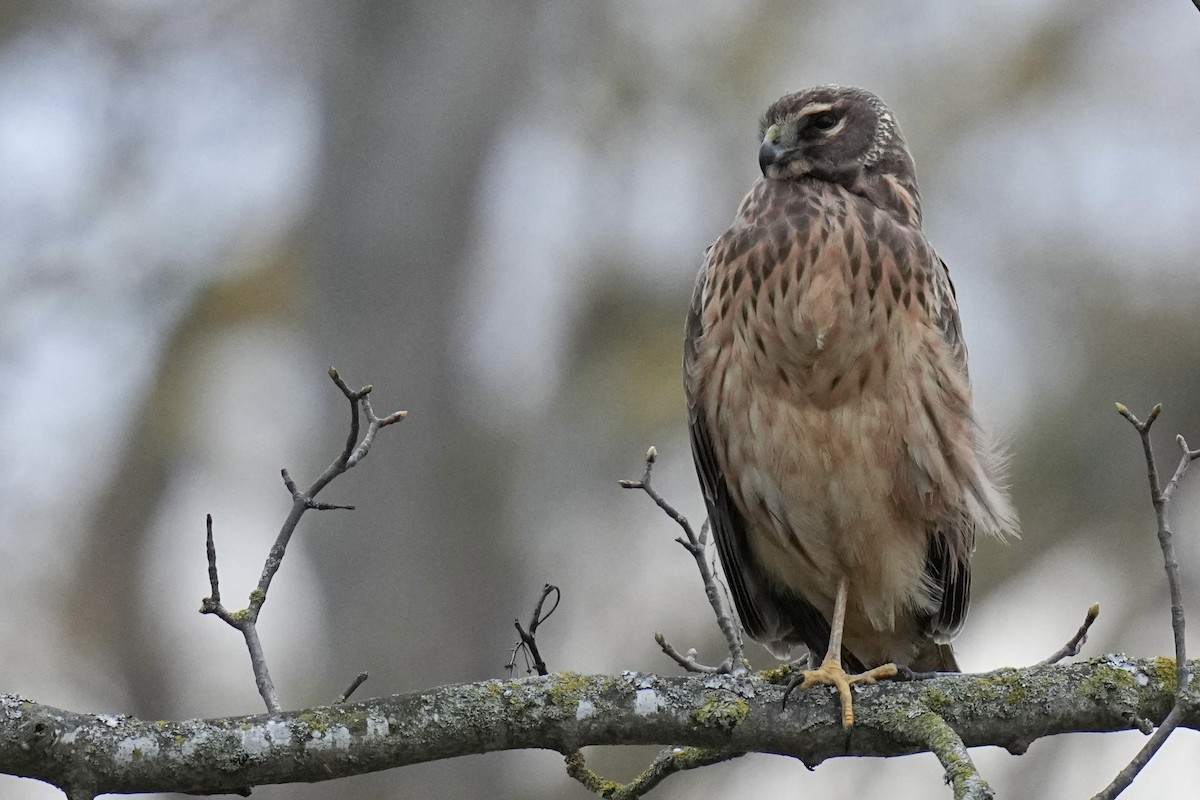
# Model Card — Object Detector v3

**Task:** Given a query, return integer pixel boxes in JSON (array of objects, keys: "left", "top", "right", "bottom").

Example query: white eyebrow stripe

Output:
[{"left": 798, "top": 101, "right": 836, "bottom": 116}]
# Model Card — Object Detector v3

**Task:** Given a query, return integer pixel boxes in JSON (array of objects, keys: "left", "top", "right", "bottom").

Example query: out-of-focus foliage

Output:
[{"left": 1, "top": 1, "right": 1198, "bottom": 798}]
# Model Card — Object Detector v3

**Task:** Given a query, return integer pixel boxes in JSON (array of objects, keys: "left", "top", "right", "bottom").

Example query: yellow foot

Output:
[{"left": 781, "top": 661, "right": 898, "bottom": 726}]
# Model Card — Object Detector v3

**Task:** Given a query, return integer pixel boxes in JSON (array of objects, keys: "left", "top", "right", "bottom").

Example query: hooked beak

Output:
[{"left": 758, "top": 138, "right": 782, "bottom": 176}]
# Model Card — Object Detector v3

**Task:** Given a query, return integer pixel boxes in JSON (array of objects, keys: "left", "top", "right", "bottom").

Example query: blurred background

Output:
[{"left": 1, "top": 0, "right": 1198, "bottom": 797}]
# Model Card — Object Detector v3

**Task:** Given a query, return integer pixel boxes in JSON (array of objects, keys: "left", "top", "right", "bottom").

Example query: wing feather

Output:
[
  {"left": 932, "top": 256, "right": 967, "bottom": 375},
  {"left": 921, "top": 252, "right": 972, "bottom": 666}
]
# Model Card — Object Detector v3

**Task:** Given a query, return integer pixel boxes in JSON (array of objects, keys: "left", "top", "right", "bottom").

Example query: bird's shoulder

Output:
[
  {"left": 705, "top": 177, "right": 923, "bottom": 275},
  {"left": 692, "top": 176, "right": 968, "bottom": 385},
  {"left": 695, "top": 179, "right": 833, "bottom": 301}
]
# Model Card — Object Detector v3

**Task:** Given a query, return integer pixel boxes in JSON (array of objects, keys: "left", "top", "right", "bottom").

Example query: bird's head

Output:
[{"left": 757, "top": 86, "right": 915, "bottom": 190}]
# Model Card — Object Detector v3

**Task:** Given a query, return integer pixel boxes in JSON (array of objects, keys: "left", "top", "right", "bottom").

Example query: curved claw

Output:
[{"left": 781, "top": 661, "right": 899, "bottom": 726}]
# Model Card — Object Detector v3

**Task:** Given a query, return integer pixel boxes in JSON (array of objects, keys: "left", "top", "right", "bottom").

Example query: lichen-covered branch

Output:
[
  {"left": 4, "top": 658, "right": 1196, "bottom": 798},
  {"left": 888, "top": 711, "right": 993, "bottom": 800},
  {"left": 566, "top": 746, "right": 742, "bottom": 800}
]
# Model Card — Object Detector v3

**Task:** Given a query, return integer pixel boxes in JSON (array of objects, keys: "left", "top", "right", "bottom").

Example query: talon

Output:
[{"left": 782, "top": 659, "right": 898, "bottom": 726}]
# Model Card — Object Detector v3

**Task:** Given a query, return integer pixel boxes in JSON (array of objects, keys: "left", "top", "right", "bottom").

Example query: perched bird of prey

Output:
[{"left": 684, "top": 86, "right": 1017, "bottom": 726}]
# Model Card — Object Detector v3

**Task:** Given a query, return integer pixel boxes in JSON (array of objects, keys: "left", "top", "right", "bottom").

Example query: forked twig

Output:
[
  {"left": 200, "top": 368, "right": 406, "bottom": 713},
  {"left": 1093, "top": 404, "right": 1198, "bottom": 799},
  {"left": 507, "top": 584, "right": 561, "bottom": 677},
  {"left": 558, "top": 448, "right": 751, "bottom": 799},
  {"left": 620, "top": 447, "right": 746, "bottom": 673}
]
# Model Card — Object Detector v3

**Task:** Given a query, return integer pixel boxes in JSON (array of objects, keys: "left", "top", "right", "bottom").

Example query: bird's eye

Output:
[{"left": 810, "top": 112, "right": 839, "bottom": 131}]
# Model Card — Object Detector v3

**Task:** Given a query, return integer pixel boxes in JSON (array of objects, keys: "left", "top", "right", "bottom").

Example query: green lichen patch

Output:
[
  {"left": 977, "top": 669, "right": 1026, "bottom": 705},
  {"left": 548, "top": 672, "right": 591, "bottom": 708},
  {"left": 1152, "top": 657, "right": 1177, "bottom": 690},
  {"left": 923, "top": 686, "right": 953, "bottom": 713},
  {"left": 331, "top": 707, "right": 371, "bottom": 735},
  {"left": 298, "top": 710, "right": 332, "bottom": 733},
  {"left": 692, "top": 693, "right": 749, "bottom": 730},
  {"left": 563, "top": 750, "right": 622, "bottom": 797},
  {"left": 1077, "top": 663, "right": 1138, "bottom": 705},
  {"left": 666, "top": 746, "right": 713, "bottom": 768},
  {"left": 758, "top": 664, "right": 792, "bottom": 683}
]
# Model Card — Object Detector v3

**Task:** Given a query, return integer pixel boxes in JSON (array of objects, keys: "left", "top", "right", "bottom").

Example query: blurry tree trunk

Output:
[{"left": 304, "top": 2, "right": 537, "bottom": 796}]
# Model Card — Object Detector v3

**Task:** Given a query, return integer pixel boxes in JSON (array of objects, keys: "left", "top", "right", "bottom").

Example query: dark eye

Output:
[{"left": 810, "top": 112, "right": 838, "bottom": 131}]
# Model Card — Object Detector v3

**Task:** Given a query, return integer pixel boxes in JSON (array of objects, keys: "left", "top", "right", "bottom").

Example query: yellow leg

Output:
[{"left": 782, "top": 578, "right": 898, "bottom": 726}]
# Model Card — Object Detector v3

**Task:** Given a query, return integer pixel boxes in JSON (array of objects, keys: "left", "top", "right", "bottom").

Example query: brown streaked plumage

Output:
[{"left": 684, "top": 86, "right": 1017, "bottom": 725}]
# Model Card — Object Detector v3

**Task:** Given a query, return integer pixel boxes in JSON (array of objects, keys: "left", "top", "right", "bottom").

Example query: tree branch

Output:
[
  {"left": 4, "top": 658, "right": 1195, "bottom": 797},
  {"left": 890, "top": 711, "right": 993, "bottom": 800},
  {"left": 566, "top": 747, "right": 742, "bottom": 800}
]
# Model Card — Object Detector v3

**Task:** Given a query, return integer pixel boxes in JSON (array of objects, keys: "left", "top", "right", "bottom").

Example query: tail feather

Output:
[{"left": 911, "top": 641, "right": 960, "bottom": 673}]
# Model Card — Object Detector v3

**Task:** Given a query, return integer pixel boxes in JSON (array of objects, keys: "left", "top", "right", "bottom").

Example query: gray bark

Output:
[{"left": 2, "top": 657, "right": 1193, "bottom": 798}]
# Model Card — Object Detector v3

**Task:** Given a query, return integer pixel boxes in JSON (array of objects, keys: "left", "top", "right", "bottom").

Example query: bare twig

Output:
[
  {"left": 1094, "top": 404, "right": 1198, "bottom": 799},
  {"left": 281, "top": 469, "right": 355, "bottom": 511},
  {"left": 621, "top": 447, "right": 746, "bottom": 673},
  {"left": 256, "top": 370, "right": 406, "bottom": 608},
  {"left": 204, "top": 514, "right": 220, "bottom": 605},
  {"left": 573, "top": 449, "right": 750, "bottom": 799},
  {"left": 334, "top": 672, "right": 370, "bottom": 704},
  {"left": 1094, "top": 705, "right": 1187, "bottom": 800},
  {"left": 199, "top": 368, "right": 406, "bottom": 713},
  {"left": 502, "top": 577, "right": 740, "bottom": 799},
  {"left": 239, "top": 623, "right": 279, "bottom": 712},
  {"left": 1038, "top": 603, "right": 1101, "bottom": 666},
  {"left": 654, "top": 632, "right": 723, "bottom": 674},
  {"left": 507, "top": 584, "right": 560, "bottom": 677}
]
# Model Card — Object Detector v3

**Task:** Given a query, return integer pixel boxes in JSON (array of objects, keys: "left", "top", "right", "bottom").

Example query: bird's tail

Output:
[{"left": 911, "top": 642, "right": 960, "bottom": 673}]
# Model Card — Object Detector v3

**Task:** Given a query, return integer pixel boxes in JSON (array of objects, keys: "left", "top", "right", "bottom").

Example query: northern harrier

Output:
[{"left": 684, "top": 86, "right": 1017, "bottom": 726}]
